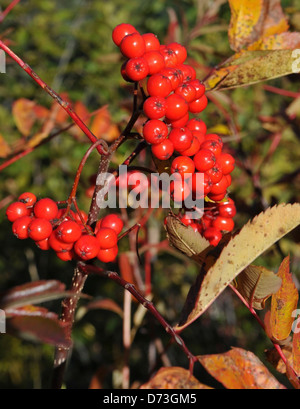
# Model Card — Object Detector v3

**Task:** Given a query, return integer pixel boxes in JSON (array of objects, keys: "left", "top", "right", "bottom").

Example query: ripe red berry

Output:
[
  {"left": 151, "top": 139, "right": 174, "bottom": 160},
  {"left": 177, "top": 64, "right": 196, "bottom": 82},
  {"left": 143, "top": 119, "right": 169, "bottom": 144},
  {"left": 160, "top": 45, "right": 178, "bottom": 67},
  {"left": 96, "top": 227, "right": 118, "bottom": 249},
  {"left": 56, "top": 250, "right": 74, "bottom": 262},
  {"left": 6, "top": 202, "right": 30, "bottom": 222},
  {"left": 168, "top": 127, "right": 193, "bottom": 152},
  {"left": 147, "top": 73, "right": 173, "bottom": 98},
  {"left": 74, "top": 235, "right": 100, "bottom": 261},
  {"left": 143, "top": 96, "right": 166, "bottom": 119},
  {"left": 120, "top": 32, "right": 146, "bottom": 58},
  {"left": 203, "top": 227, "right": 222, "bottom": 247},
  {"left": 165, "top": 94, "right": 189, "bottom": 121},
  {"left": 97, "top": 245, "right": 119, "bottom": 263},
  {"left": 175, "top": 83, "right": 197, "bottom": 103},
  {"left": 35, "top": 238, "right": 50, "bottom": 251},
  {"left": 209, "top": 175, "right": 230, "bottom": 195},
  {"left": 112, "top": 23, "right": 137, "bottom": 46},
  {"left": 28, "top": 218, "right": 53, "bottom": 241},
  {"left": 218, "top": 200, "right": 236, "bottom": 218},
  {"left": 142, "top": 33, "right": 160, "bottom": 51},
  {"left": 171, "top": 156, "right": 195, "bottom": 178},
  {"left": 143, "top": 51, "right": 165, "bottom": 75},
  {"left": 125, "top": 57, "right": 149, "bottom": 81},
  {"left": 217, "top": 153, "right": 235, "bottom": 175},
  {"left": 12, "top": 216, "right": 32, "bottom": 240},
  {"left": 205, "top": 163, "right": 223, "bottom": 184},
  {"left": 170, "top": 178, "right": 191, "bottom": 203},
  {"left": 49, "top": 231, "right": 74, "bottom": 252},
  {"left": 180, "top": 136, "right": 201, "bottom": 156},
  {"left": 55, "top": 220, "right": 82, "bottom": 243},
  {"left": 191, "top": 172, "right": 213, "bottom": 198},
  {"left": 187, "top": 79, "right": 205, "bottom": 99},
  {"left": 189, "top": 95, "right": 208, "bottom": 113},
  {"left": 186, "top": 118, "right": 207, "bottom": 134},
  {"left": 100, "top": 214, "right": 124, "bottom": 235},
  {"left": 166, "top": 112, "right": 189, "bottom": 129},
  {"left": 205, "top": 133, "right": 223, "bottom": 146},
  {"left": 191, "top": 130, "right": 205, "bottom": 145},
  {"left": 201, "top": 140, "right": 223, "bottom": 158},
  {"left": 193, "top": 149, "right": 216, "bottom": 172},
  {"left": 34, "top": 198, "right": 58, "bottom": 220},
  {"left": 18, "top": 192, "right": 37, "bottom": 208},
  {"left": 160, "top": 67, "right": 183, "bottom": 90},
  {"left": 212, "top": 216, "right": 234, "bottom": 232},
  {"left": 167, "top": 42, "right": 187, "bottom": 65}
]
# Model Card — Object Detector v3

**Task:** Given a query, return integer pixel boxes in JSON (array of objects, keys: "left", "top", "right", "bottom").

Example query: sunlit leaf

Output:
[
  {"left": 198, "top": 347, "right": 286, "bottom": 389},
  {"left": 177, "top": 204, "right": 300, "bottom": 330},
  {"left": 12, "top": 98, "right": 36, "bottom": 137},
  {"left": 140, "top": 367, "right": 213, "bottom": 389},
  {"left": 293, "top": 328, "right": 300, "bottom": 376},
  {"left": 0, "top": 133, "right": 11, "bottom": 158},
  {"left": 270, "top": 256, "right": 299, "bottom": 341}
]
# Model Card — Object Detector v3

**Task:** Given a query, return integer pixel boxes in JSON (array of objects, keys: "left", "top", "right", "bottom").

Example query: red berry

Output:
[
  {"left": 6, "top": 202, "right": 30, "bottom": 222},
  {"left": 165, "top": 94, "right": 189, "bottom": 121},
  {"left": 189, "top": 95, "right": 208, "bottom": 113},
  {"left": 56, "top": 220, "right": 82, "bottom": 243},
  {"left": 180, "top": 135, "right": 201, "bottom": 157},
  {"left": 74, "top": 235, "right": 100, "bottom": 261},
  {"left": 208, "top": 192, "right": 227, "bottom": 202},
  {"left": 166, "top": 112, "right": 189, "bottom": 129},
  {"left": 170, "top": 177, "right": 191, "bottom": 203},
  {"left": 12, "top": 215, "right": 32, "bottom": 239},
  {"left": 120, "top": 32, "right": 146, "bottom": 58},
  {"left": 168, "top": 127, "right": 193, "bottom": 152},
  {"left": 142, "top": 33, "right": 160, "bottom": 51},
  {"left": 151, "top": 139, "right": 174, "bottom": 160},
  {"left": 201, "top": 140, "right": 223, "bottom": 158},
  {"left": 96, "top": 227, "right": 118, "bottom": 249},
  {"left": 191, "top": 130, "right": 205, "bottom": 145},
  {"left": 209, "top": 175, "right": 230, "bottom": 195},
  {"left": 212, "top": 216, "right": 234, "bottom": 232},
  {"left": 56, "top": 250, "right": 74, "bottom": 261},
  {"left": 191, "top": 172, "right": 212, "bottom": 198},
  {"left": 203, "top": 227, "right": 222, "bottom": 247},
  {"left": 35, "top": 238, "right": 50, "bottom": 251},
  {"left": 143, "top": 119, "right": 169, "bottom": 145},
  {"left": 180, "top": 213, "right": 193, "bottom": 226},
  {"left": 205, "top": 163, "right": 223, "bottom": 184},
  {"left": 177, "top": 64, "right": 196, "bottom": 82},
  {"left": 125, "top": 57, "right": 149, "bottom": 81},
  {"left": 171, "top": 156, "right": 195, "bottom": 178},
  {"left": 112, "top": 23, "right": 137, "bottom": 46},
  {"left": 100, "top": 214, "right": 124, "bottom": 235},
  {"left": 143, "top": 96, "right": 166, "bottom": 119},
  {"left": 147, "top": 73, "right": 173, "bottom": 98},
  {"left": 34, "top": 198, "right": 58, "bottom": 220},
  {"left": 97, "top": 245, "right": 119, "bottom": 263},
  {"left": 143, "top": 51, "right": 165, "bottom": 75},
  {"left": 205, "top": 133, "right": 223, "bottom": 146},
  {"left": 175, "top": 83, "right": 197, "bottom": 103},
  {"left": 49, "top": 231, "right": 74, "bottom": 252},
  {"left": 193, "top": 149, "right": 216, "bottom": 172},
  {"left": 167, "top": 42, "right": 187, "bottom": 64},
  {"left": 160, "top": 67, "right": 183, "bottom": 90},
  {"left": 186, "top": 118, "right": 207, "bottom": 134},
  {"left": 28, "top": 218, "right": 53, "bottom": 241},
  {"left": 217, "top": 153, "right": 235, "bottom": 175},
  {"left": 218, "top": 201, "right": 236, "bottom": 218},
  {"left": 18, "top": 192, "right": 37, "bottom": 208},
  {"left": 160, "top": 45, "right": 178, "bottom": 67},
  {"left": 187, "top": 79, "right": 205, "bottom": 99}
]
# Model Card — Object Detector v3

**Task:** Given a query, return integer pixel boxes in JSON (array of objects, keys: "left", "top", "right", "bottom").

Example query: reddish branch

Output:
[{"left": 0, "top": 0, "right": 21, "bottom": 22}]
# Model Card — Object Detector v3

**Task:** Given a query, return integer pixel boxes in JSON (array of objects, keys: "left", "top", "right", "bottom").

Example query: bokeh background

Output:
[{"left": 0, "top": 0, "right": 299, "bottom": 389}]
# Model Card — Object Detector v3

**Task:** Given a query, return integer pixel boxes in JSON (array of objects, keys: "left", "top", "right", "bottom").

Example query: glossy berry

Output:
[
  {"left": 171, "top": 156, "right": 195, "bottom": 178},
  {"left": 112, "top": 23, "right": 137, "bottom": 46},
  {"left": 160, "top": 45, "right": 178, "bottom": 67},
  {"left": 212, "top": 216, "right": 234, "bottom": 232},
  {"left": 147, "top": 73, "right": 173, "bottom": 98},
  {"left": 143, "top": 51, "right": 165, "bottom": 75},
  {"left": 12, "top": 216, "right": 32, "bottom": 240},
  {"left": 168, "top": 127, "right": 193, "bottom": 152},
  {"left": 120, "top": 32, "right": 146, "bottom": 58},
  {"left": 187, "top": 79, "right": 205, "bottom": 99},
  {"left": 205, "top": 163, "right": 223, "bottom": 184},
  {"left": 160, "top": 67, "right": 182, "bottom": 90},
  {"left": 151, "top": 139, "right": 174, "bottom": 160},
  {"left": 28, "top": 218, "right": 53, "bottom": 241},
  {"left": 143, "top": 119, "right": 169, "bottom": 144},
  {"left": 209, "top": 175, "right": 230, "bottom": 195},
  {"left": 142, "top": 33, "right": 160, "bottom": 51},
  {"left": 97, "top": 245, "right": 119, "bottom": 263},
  {"left": 34, "top": 198, "right": 58, "bottom": 220},
  {"left": 166, "top": 112, "right": 189, "bottom": 129},
  {"left": 18, "top": 192, "right": 37, "bottom": 208},
  {"left": 167, "top": 42, "right": 187, "bottom": 65},
  {"left": 35, "top": 238, "right": 50, "bottom": 251},
  {"left": 56, "top": 250, "right": 74, "bottom": 262},
  {"left": 180, "top": 136, "right": 201, "bottom": 157},
  {"left": 175, "top": 83, "right": 197, "bottom": 103},
  {"left": 201, "top": 140, "right": 222, "bottom": 158},
  {"left": 170, "top": 178, "right": 191, "bottom": 203},
  {"left": 203, "top": 227, "right": 222, "bottom": 247},
  {"left": 165, "top": 94, "right": 188, "bottom": 121},
  {"left": 186, "top": 118, "right": 207, "bottom": 134},
  {"left": 6, "top": 202, "right": 30, "bottom": 222},
  {"left": 55, "top": 220, "right": 82, "bottom": 243},
  {"left": 100, "top": 214, "right": 124, "bottom": 235},
  {"left": 218, "top": 200, "right": 236, "bottom": 218},
  {"left": 143, "top": 96, "right": 166, "bottom": 119},
  {"left": 177, "top": 64, "right": 196, "bottom": 82},
  {"left": 191, "top": 172, "right": 212, "bottom": 198},
  {"left": 217, "top": 153, "right": 235, "bottom": 175},
  {"left": 96, "top": 227, "right": 118, "bottom": 249},
  {"left": 189, "top": 95, "right": 208, "bottom": 113},
  {"left": 125, "top": 57, "right": 149, "bottom": 81},
  {"left": 49, "top": 231, "right": 74, "bottom": 252},
  {"left": 74, "top": 235, "right": 100, "bottom": 261},
  {"left": 193, "top": 149, "right": 216, "bottom": 172}
]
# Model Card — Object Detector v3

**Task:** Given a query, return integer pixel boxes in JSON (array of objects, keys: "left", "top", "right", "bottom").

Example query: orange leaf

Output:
[
  {"left": 0, "top": 133, "right": 11, "bottom": 158},
  {"left": 91, "top": 106, "right": 119, "bottom": 142},
  {"left": 198, "top": 347, "right": 286, "bottom": 389},
  {"left": 248, "top": 32, "right": 300, "bottom": 50},
  {"left": 270, "top": 256, "right": 299, "bottom": 341},
  {"left": 74, "top": 101, "right": 90, "bottom": 123},
  {"left": 228, "top": 0, "right": 289, "bottom": 51},
  {"left": 293, "top": 328, "right": 300, "bottom": 376},
  {"left": 140, "top": 367, "right": 212, "bottom": 389},
  {"left": 12, "top": 98, "right": 36, "bottom": 137}
]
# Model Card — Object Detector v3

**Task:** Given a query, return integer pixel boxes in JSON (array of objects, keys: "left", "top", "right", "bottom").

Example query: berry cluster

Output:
[
  {"left": 113, "top": 23, "right": 236, "bottom": 247},
  {"left": 6, "top": 193, "right": 123, "bottom": 263}
]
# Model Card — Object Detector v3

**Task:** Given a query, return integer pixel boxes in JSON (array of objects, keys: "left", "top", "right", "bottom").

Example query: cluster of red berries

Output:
[
  {"left": 113, "top": 23, "right": 236, "bottom": 247},
  {"left": 6, "top": 192, "right": 123, "bottom": 263}
]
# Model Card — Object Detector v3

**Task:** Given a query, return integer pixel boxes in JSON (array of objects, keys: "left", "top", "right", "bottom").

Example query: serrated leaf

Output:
[
  {"left": 140, "top": 367, "right": 212, "bottom": 389},
  {"left": 198, "top": 347, "right": 286, "bottom": 389},
  {"left": 176, "top": 203, "right": 300, "bottom": 330},
  {"left": 270, "top": 256, "right": 299, "bottom": 341},
  {"left": 235, "top": 264, "right": 282, "bottom": 310}
]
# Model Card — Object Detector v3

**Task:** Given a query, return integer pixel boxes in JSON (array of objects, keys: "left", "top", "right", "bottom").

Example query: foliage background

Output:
[{"left": 0, "top": 0, "right": 299, "bottom": 389}]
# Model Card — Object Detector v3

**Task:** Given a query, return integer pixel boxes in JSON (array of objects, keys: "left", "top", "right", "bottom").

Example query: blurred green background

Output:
[{"left": 0, "top": 0, "right": 299, "bottom": 389}]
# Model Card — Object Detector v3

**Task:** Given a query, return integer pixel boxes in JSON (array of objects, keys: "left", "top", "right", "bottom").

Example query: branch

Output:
[{"left": 0, "top": 0, "right": 21, "bottom": 23}]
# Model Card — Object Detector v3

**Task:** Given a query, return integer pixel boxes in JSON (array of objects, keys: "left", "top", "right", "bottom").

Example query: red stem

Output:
[
  {"left": 0, "top": 0, "right": 21, "bottom": 22},
  {"left": 0, "top": 40, "right": 105, "bottom": 155},
  {"left": 263, "top": 85, "right": 300, "bottom": 99}
]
